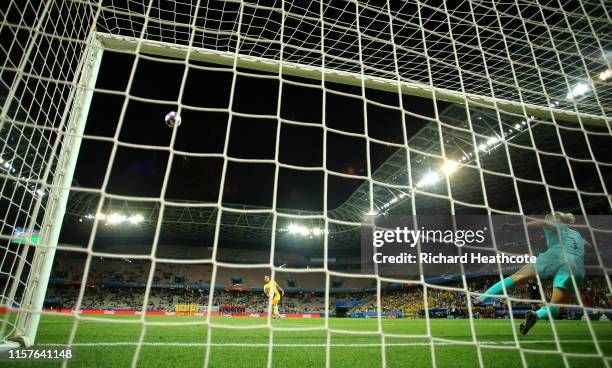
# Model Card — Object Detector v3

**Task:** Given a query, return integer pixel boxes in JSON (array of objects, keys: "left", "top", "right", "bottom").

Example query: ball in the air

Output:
[{"left": 165, "top": 111, "right": 182, "bottom": 127}]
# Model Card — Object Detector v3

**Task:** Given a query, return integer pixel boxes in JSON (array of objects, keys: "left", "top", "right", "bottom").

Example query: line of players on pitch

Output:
[{"left": 266, "top": 211, "right": 592, "bottom": 335}]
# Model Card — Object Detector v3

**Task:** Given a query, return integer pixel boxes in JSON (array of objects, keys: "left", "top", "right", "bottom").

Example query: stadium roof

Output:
[{"left": 60, "top": 101, "right": 610, "bottom": 251}]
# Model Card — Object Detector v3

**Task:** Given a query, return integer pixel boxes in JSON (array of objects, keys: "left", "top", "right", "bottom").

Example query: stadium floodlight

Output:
[
  {"left": 129, "top": 214, "right": 144, "bottom": 224},
  {"left": 287, "top": 224, "right": 308, "bottom": 235},
  {"left": 82, "top": 213, "right": 143, "bottom": 225},
  {"left": 566, "top": 82, "right": 591, "bottom": 100},
  {"left": 285, "top": 224, "right": 325, "bottom": 237},
  {"left": 416, "top": 172, "right": 440, "bottom": 188},
  {"left": 107, "top": 213, "right": 126, "bottom": 225},
  {"left": 441, "top": 160, "right": 459, "bottom": 176},
  {"left": 1, "top": 1, "right": 610, "bottom": 367},
  {"left": 287, "top": 224, "right": 310, "bottom": 236},
  {"left": 486, "top": 137, "right": 500, "bottom": 146}
]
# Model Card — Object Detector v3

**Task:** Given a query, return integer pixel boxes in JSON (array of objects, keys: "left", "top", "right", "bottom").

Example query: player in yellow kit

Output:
[{"left": 264, "top": 275, "right": 284, "bottom": 319}]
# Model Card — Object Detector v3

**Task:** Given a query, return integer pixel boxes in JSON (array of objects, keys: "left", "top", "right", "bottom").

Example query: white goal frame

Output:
[
  {"left": 0, "top": 36, "right": 102, "bottom": 348},
  {"left": 1, "top": 24, "right": 609, "bottom": 350},
  {"left": 97, "top": 32, "right": 608, "bottom": 128}
]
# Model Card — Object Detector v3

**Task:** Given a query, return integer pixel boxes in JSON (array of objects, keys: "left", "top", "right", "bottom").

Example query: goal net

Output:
[{"left": 0, "top": 0, "right": 611, "bottom": 366}]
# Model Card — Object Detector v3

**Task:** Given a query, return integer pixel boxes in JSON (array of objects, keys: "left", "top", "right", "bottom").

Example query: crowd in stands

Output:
[
  {"left": 44, "top": 274, "right": 611, "bottom": 320},
  {"left": 44, "top": 256, "right": 611, "bottom": 318},
  {"left": 45, "top": 285, "right": 329, "bottom": 313}
]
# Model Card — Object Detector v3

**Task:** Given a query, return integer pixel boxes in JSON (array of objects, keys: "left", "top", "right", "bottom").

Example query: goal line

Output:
[{"left": 38, "top": 339, "right": 612, "bottom": 348}]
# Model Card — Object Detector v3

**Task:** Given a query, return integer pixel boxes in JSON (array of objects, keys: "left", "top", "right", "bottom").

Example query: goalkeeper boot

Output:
[{"left": 520, "top": 311, "right": 537, "bottom": 335}]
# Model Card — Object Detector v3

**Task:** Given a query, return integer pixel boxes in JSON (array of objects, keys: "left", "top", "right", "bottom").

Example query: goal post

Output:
[
  {"left": 4, "top": 38, "right": 104, "bottom": 347},
  {"left": 0, "top": 8, "right": 103, "bottom": 345}
]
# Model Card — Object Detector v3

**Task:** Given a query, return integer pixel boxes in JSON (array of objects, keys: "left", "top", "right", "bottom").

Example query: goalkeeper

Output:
[
  {"left": 473, "top": 212, "right": 589, "bottom": 335},
  {"left": 264, "top": 275, "right": 284, "bottom": 319}
]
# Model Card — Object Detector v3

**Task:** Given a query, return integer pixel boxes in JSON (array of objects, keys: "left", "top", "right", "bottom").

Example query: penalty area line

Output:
[{"left": 38, "top": 340, "right": 612, "bottom": 348}]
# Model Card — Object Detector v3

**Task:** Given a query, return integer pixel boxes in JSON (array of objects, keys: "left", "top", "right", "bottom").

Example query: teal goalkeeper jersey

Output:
[{"left": 543, "top": 223, "right": 585, "bottom": 258}]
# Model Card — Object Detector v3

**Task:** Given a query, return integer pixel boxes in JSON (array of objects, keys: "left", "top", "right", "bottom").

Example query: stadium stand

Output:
[{"left": 45, "top": 257, "right": 610, "bottom": 320}]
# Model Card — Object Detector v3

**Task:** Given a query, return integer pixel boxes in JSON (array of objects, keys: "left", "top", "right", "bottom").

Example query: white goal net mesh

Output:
[{"left": 0, "top": 0, "right": 611, "bottom": 367}]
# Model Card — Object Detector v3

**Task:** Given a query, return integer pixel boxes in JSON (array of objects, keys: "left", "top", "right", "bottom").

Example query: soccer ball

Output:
[{"left": 165, "top": 111, "right": 182, "bottom": 127}]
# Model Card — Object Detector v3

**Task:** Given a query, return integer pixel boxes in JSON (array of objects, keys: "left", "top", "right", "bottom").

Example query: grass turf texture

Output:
[{"left": 2, "top": 314, "right": 610, "bottom": 368}]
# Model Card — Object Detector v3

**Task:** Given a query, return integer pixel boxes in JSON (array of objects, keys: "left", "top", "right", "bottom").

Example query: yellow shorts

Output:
[{"left": 271, "top": 294, "right": 281, "bottom": 305}]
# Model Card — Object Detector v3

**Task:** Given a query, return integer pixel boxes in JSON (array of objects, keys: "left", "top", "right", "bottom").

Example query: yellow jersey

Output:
[{"left": 264, "top": 281, "right": 281, "bottom": 299}]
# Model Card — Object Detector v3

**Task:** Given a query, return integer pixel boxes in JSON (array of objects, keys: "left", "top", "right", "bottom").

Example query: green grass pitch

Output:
[{"left": 3, "top": 314, "right": 611, "bottom": 368}]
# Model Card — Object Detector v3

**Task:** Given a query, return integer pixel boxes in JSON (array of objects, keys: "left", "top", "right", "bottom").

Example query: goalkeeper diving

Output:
[
  {"left": 264, "top": 275, "right": 284, "bottom": 319},
  {"left": 473, "top": 212, "right": 590, "bottom": 335}
]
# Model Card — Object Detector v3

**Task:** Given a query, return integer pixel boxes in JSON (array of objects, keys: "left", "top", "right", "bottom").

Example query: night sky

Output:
[{"left": 74, "top": 50, "right": 442, "bottom": 211}]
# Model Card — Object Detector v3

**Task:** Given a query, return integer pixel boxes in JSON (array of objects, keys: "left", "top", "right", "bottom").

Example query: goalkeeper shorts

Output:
[{"left": 533, "top": 247, "right": 585, "bottom": 290}]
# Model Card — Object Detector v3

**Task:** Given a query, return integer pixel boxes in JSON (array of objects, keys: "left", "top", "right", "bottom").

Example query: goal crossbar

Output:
[{"left": 96, "top": 32, "right": 609, "bottom": 128}]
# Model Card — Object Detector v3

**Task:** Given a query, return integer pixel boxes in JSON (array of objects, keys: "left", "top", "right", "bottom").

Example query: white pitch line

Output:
[{"left": 38, "top": 340, "right": 612, "bottom": 348}]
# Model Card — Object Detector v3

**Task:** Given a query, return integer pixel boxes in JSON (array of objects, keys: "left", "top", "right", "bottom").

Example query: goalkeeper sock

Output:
[
  {"left": 479, "top": 277, "right": 516, "bottom": 302},
  {"left": 273, "top": 305, "right": 279, "bottom": 315},
  {"left": 536, "top": 305, "right": 559, "bottom": 320}
]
